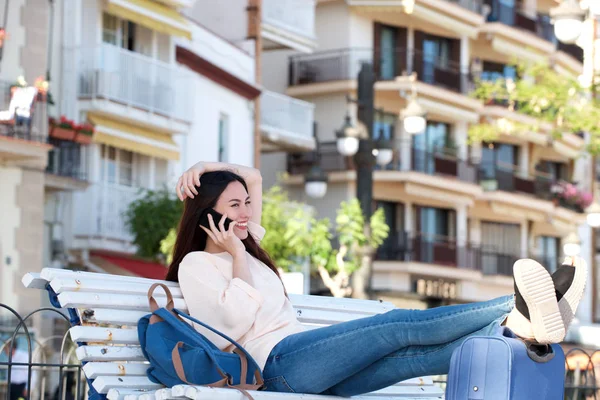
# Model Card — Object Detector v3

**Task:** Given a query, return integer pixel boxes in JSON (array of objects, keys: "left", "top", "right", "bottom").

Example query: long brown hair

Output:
[{"left": 165, "top": 171, "right": 285, "bottom": 290}]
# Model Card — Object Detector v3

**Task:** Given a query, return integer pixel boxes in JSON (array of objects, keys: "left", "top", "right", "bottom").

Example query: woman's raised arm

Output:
[{"left": 176, "top": 161, "right": 263, "bottom": 224}]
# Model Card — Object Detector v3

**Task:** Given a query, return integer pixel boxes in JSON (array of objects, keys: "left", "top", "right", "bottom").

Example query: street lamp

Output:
[
  {"left": 335, "top": 113, "right": 363, "bottom": 157},
  {"left": 563, "top": 232, "right": 583, "bottom": 256},
  {"left": 551, "top": 0, "right": 587, "bottom": 44},
  {"left": 401, "top": 73, "right": 427, "bottom": 134},
  {"left": 303, "top": 63, "right": 426, "bottom": 298},
  {"left": 305, "top": 124, "right": 329, "bottom": 199},
  {"left": 586, "top": 202, "right": 600, "bottom": 227}
]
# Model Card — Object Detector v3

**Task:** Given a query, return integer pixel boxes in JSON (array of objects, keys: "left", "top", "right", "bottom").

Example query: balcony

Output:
[
  {"left": 261, "top": 90, "right": 315, "bottom": 151},
  {"left": 289, "top": 48, "right": 473, "bottom": 94},
  {"left": 74, "top": 183, "right": 143, "bottom": 244},
  {"left": 63, "top": 44, "right": 193, "bottom": 127},
  {"left": 406, "top": 147, "right": 479, "bottom": 184},
  {"left": 558, "top": 42, "right": 584, "bottom": 64},
  {"left": 0, "top": 81, "right": 50, "bottom": 164},
  {"left": 262, "top": 0, "right": 317, "bottom": 53},
  {"left": 376, "top": 231, "right": 515, "bottom": 276},
  {"left": 445, "top": 0, "right": 486, "bottom": 14},
  {"left": 45, "top": 138, "right": 89, "bottom": 191}
]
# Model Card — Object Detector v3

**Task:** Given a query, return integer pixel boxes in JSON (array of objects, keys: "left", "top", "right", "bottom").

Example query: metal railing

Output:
[
  {"left": 73, "top": 183, "right": 144, "bottom": 242},
  {"left": 0, "top": 81, "right": 49, "bottom": 144},
  {"left": 445, "top": 0, "right": 486, "bottom": 14},
  {"left": 407, "top": 147, "right": 479, "bottom": 184},
  {"left": 261, "top": 90, "right": 315, "bottom": 142},
  {"left": 0, "top": 304, "right": 86, "bottom": 400},
  {"left": 63, "top": 44, "right": 193, "bottom": 122},
  {"left": 558, "top": 42, "right": 585, "bottom": 63},
  {"left": 46, "top": 139, "right": 87, "bottom": 180},
  {"left": 262, "top": 0, "right": 316, "bottom": 39},
  {"left": 289, "top": 48, "right": 473, "bottom": 94},
  {"left": 287, "top": 141, "right": 349, "bottom": 175},
  {"left": 376, "top": 231, "right": 518, "bottom": 276}
]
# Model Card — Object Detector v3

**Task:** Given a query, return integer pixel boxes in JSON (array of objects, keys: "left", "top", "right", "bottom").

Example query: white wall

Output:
[
  {"left": 0, "top": 167, "right": 22, "bottom": 307},
  {"left": 314, "top": 2, "right": 351, "bottom": 50},
  {"left": 312, "top": 93, "right": 349, "bottom": 142},
  {"left": 288, "top": 181, "right": 354, "bottom": 222},
  {"left": 174, "top": 73, "right": 254, "bottom": 176},
  {"left": 262, "top": 49, "right": 296, "bottom": 93},
  {"left": 349, "top": 11, "right": 373, "bottom": 48},
  {"left": 0, "top": 0, "right": 25, "bottom": 81},
  {"left": 184, "top": 0, "right": 248, "bottom": 46}
]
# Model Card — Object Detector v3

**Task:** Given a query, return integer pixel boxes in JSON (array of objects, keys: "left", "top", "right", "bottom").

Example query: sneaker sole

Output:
[
  {"left": 513, "top": 259, "right": 565, "bottom": 344},
  {"left": 559, "top": 256, "right": 588, "bottom": 331}
]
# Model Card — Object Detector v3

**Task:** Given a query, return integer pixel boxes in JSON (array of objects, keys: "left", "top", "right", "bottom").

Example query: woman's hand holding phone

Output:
[{"left": 200, "top": 213, "right": 245, "bottom": 257}]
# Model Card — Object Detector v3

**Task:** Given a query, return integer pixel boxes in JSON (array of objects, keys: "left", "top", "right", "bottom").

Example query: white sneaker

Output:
[
  {"left": 556, "top": 256, "right": 588, "bottom": 332},
  {"left": 513, "top": 259, "right": 565, "bottom": 344}
]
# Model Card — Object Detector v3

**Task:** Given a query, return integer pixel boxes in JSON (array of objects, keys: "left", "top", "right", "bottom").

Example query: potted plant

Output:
[
  {"left": 550, "top": 181, "right": 593, "bottom": 213},
  {"left": 75, "top": 123, "right": 94, "bottom": 144},
  {"left": 50, "top": 116, "right": 77, "bottom": 140}
]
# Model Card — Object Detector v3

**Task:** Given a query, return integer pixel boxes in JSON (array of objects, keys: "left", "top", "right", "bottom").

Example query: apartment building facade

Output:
[{"left": 260, "top": 0, "right": 596, "bottom": 311}]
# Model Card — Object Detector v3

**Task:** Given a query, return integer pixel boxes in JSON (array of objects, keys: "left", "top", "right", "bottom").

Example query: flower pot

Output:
[
  {"left": 51, "top": 126, "right": 76, "bottom": 140},
  {"left": 75, "top": 132, "right": 93, "bottom": 144}
]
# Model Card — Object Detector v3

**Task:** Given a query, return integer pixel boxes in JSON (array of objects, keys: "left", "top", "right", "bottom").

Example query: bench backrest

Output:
[{"left": 23, "top": 268, "right": 444, "bottom": 399}]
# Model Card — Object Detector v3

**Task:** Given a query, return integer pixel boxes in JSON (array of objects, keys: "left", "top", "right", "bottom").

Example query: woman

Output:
[{"left": 166, "top": 161, "right": 586, "bottom": 396}]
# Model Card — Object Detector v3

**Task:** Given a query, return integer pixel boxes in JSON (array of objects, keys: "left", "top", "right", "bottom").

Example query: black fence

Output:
[
  {"left": 0, "top": 304, "right": 86, "bottom": 400},
  {"left": 377, "top": 231, "right": 560, "bottom": 277},
  {"left": 289, "top": 48, "right": 473, "bottom": 94},
  {"left": 46, "top": 139, "right": 87, "bottom": 180},
  {"left": 0, "top": 125, "right": 48, "bottom": 145}
]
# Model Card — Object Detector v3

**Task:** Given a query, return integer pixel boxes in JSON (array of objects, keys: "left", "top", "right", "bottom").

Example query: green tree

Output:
[
  {"left": 158, "top": 186, "right": 390, "bottom": 297},
  {"left": 469, "top": 62, "right": 600, "bottom": 153},
  {"left": 125, "top": 187, "right": 183, "bottom": 260}
]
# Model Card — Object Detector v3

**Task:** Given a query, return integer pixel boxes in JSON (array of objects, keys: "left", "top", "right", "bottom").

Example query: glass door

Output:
[{"left": 380, "top": 26, "right": 397, "bottom": 80}]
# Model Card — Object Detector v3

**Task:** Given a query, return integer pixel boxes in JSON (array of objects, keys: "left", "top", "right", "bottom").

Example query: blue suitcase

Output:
[{"left": 446, "top": 327, "right": 565, "bottom": 399}]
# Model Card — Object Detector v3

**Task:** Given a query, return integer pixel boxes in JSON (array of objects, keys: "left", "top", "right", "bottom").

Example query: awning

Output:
[
  {"left": 88, "top": 113, "right": 180, "bottom": 161},
  {"left": 106, "top": 0, "right": 192, "bottom": 39},
  {"left": 91, "top": 251, "right": 168, "bottom": 280}
]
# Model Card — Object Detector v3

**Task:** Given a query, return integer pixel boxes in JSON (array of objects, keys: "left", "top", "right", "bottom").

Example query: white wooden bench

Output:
[{"left": 23, "top": 268, "right": 444, "bottom": 400}]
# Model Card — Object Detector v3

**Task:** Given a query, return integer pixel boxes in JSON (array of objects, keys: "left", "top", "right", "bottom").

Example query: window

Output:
[
  {"left": 422, "top": 35, "right": 451, "bottom": 84},
  {"left": 537, "top": 160, "right": 568, "bottom": 182},
  {"left": 101, "top": 145, "right": 135, "bottom": 187},
  {"left": 480, "top": 142, "right": 519, "bottom": 179},
  {"left": 480, "top": 221, "right": 521, "bottom": 275},
  {"left": 537, "top": 236, "right": 560, "bottom": 273},
  {"left": 373, "top": 113, "right": 396, "bottom": 141},
  {"left": 481, "top": 61, "right": 517, "bottom": 82},
  {"left": 102, "top": 12, "right": 136, "bottom": 51},
  {"left": 379, "top": 25, "right": 398, "bottom": 80},
  {"left": 218, "top": 114, "right": 229, "bottom": 162}
]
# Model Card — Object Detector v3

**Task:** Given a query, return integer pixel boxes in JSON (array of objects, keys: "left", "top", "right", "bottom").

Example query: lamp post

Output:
[
  {"left": 304, "top": 62, "right": 426, "bottom": 298},
  {"left": 552, "top": 0, "right": 599, "bottom": 323}
]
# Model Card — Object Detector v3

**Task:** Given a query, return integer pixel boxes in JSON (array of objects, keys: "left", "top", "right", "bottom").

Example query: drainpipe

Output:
[{"left": 248, "top": 0, "right": 262, "bottom": 168}]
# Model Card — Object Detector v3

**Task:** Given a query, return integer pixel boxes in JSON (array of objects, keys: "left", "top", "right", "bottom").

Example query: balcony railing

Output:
[
  {"left": 407, "top": 147, "right": 479, "bottom": 184},
  {"left": 262, "top": 0, "right": 316, "bottom": 40},
  {"left": 46, "top": 138, "right": 87, "bottom": 180},
  {"left": 558, "top": 42, "right": 584, "bottom": 63},
  {"left": 0, "top": 80, "right": 49, "bottom": 144},
  {"left": 287, "top": 141, "right": 348, "bottom": 175},
  {"left": 289, "top": 48, "right": 473, "bottom": 94},
  {"left": 261, "top": 90, "right": 315, "bottom": 144},
  {"left": 445, "top": 0, "right": 486, "bottom": 14},
  {"left": 74, "top": 183, "right": 143, "bottom": 242},
  {"left": 65, "top": 44, "right": 193, "bottom": 122},
  {"left": 376, "top": 231, "right": 516, "bottom": 276}
]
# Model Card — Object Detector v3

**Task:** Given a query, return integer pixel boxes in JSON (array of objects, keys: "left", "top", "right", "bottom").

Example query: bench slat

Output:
[
  {"left": 59, "top": 292, "right": 189, "bottom": 312},
  {"left": 92, "top": 376, "right": 163, "bottom": 393},
  {"left": 22, "top": 272, "right": 48, "bottom": 289},
  {"left": 83, "top": 362, "right": 149, "bottom": 379},
  {"left": 41, "top": 268, "right": 180, "bottom": 287},
  {"left": 157, "top": 385, "right": 442, "bottom": 399},
  {"left": 107, "top": 389, "right": 155, "bottom": 400},
  {"left": 77, "top": 307, "right": 375, "bottom": 327},
  {"left": 51, "top": 277, "right": 184, "bottom": 297},
  {"left": 70, "top": 326, "right": 139, "bottom": 345},
  {"left": 76, "top": 346, "right": 146, "bottom": 362},
  {"left": 49, "top": 273, "right": 394, "bottom": 314}
]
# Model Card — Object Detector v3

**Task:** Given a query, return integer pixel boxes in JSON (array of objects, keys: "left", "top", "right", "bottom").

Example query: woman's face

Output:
[{"left": 213, "top": 181, "right": 252, "bottom": 240}]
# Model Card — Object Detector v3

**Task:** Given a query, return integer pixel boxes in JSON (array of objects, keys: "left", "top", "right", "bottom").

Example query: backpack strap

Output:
[
  {"left": 173, "top": 308, "right": 263, "bottom": 378},
  {"left": 148, "top": 283, "right": 174, "bottom": 312},
  {"left": 172, "top": 342, "right": 258, "bottom": 400}
]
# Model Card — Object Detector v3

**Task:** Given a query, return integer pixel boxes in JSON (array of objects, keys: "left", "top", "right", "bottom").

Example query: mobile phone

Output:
[{"left": 198, "top": 208, "right": 233, "bottom": 232}]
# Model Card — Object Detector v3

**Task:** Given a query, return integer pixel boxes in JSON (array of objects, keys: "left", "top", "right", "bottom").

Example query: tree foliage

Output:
[
  {"left": 125, "top": 187, "right": 183, "bottom": 260},
  {"left": 469, "top": 62, "right": 600, "bottom": 153},
  {"left": 157, "top": 185, "right": 389, "bottom": 297}
]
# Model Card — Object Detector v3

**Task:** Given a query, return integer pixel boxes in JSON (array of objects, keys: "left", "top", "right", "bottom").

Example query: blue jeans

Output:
[{"left": 262, "top": 295, "right": 514, "bottom": 396}]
